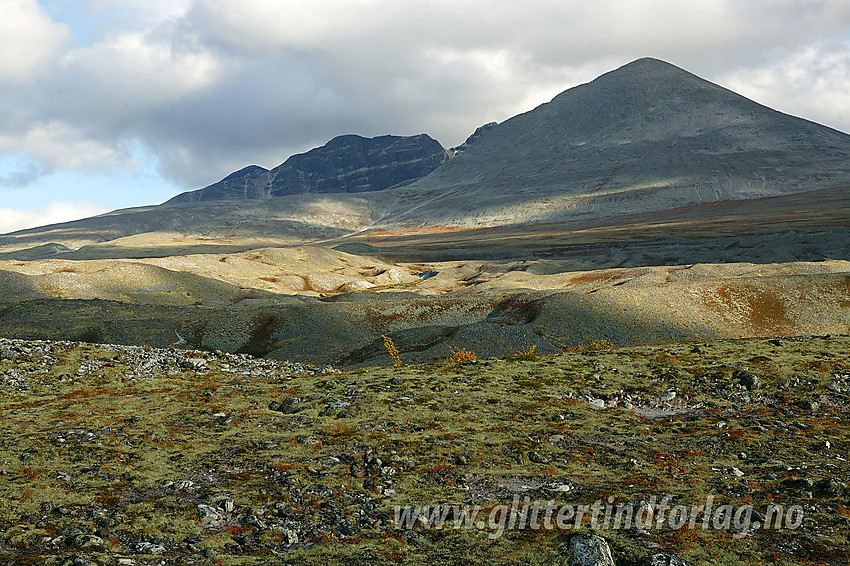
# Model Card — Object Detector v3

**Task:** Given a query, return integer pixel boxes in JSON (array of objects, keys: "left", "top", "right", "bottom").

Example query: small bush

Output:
[
  {"left": 382, "top": 335, "right": 401, "bottom": 367},
  {"left": 504, "top": 344, "right": 539, "bottom": 361},
  {"left": 584, "top": 339, "right": 614, "bottom": 352},
  {"left": 447, "top": 347, "right": 476, "bottom": 364}
]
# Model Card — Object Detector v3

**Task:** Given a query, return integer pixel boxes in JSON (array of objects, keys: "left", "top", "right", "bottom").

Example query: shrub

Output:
[
  {"left": 447, "top": 347, "right": 476, "bottom": 364},
  {"left": 382, "top": 335, "right": 401, "bottom": 367},
  {"left": 504, "top": 344, "right": 539, "bottom": 361},
  {"left": 584, "top": 339, "right": 614, "bottom": 352}
]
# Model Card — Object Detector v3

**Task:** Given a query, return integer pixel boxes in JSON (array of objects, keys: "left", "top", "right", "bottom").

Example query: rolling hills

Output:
[{"left": 0, "top": 57, "right": 847, "bottom": 365}]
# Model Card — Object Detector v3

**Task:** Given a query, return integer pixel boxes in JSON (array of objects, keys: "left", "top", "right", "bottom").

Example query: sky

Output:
[{"left": 1, "top": 0, "right": 850, "bottom": 234}]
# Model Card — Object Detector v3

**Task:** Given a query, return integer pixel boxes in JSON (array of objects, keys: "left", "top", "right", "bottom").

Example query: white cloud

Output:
[
  {"left": 0, "top": 121, "right": 134, "bottom": 171},
  {"left": 56, "top": 31, "right": 224, "bottom": 116},
  {"left": 721, "top": 41, "right": 850, "bottom": 134},
  {"left": 0, "top": 0, "right": 72, "bottom": 81},
  {"left": 0, "top": 201, "right": 109, "bottom": 234}
]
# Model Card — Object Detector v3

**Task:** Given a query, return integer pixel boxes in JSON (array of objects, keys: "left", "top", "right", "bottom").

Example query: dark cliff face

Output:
[{"left": 169, "top": 134, "right": 450, "bottom": 203}]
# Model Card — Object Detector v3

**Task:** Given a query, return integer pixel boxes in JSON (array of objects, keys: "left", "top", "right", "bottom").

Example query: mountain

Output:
[
  {"left": 378, "top": 57, "right": 850, "bottom": 227},
  {"left": 0, "top": 57, "right": 848, "bottom": 368},
  {"left": 449, "top": 122, "right": 498, "bottom": 155},
  {"left": 169, "top": 133, "right": 450, "bottom": 203},
  {"left": 2, "top": 57, "right": 848, "bottom": 266}
]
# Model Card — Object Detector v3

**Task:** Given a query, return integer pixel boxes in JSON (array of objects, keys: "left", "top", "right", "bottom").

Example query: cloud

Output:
[
  {"left": 720, "top": 40, "right": 850, "bottom": 134},
  {"left": 0, "top": 122, "right": 134, "bottom": 171},
  {"left": 0, "top": 154, "right": 46, "bottom": 187},
  {"left": 0, "top": 0, "right": 72, "bottom": 81},
  {"left": 1, "top": 0, "right": 850, "bottom": 196},
  {"left": 0, "top": 201, "right": 109, "bottom": 234}
]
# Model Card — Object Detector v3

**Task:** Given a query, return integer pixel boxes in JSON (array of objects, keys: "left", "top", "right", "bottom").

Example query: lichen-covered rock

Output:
[
  {"left": 733, "top": 370, "right": 760, "bottom": 390},
  {"left": 567, "top": 533, "right": 616, "bottom": 566},
  {"left": 649, "top": 554, "right": 689, "bottom": 566}
]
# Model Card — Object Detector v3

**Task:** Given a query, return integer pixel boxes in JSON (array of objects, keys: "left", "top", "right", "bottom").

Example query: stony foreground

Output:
[{"left": 0, "top": 335, "right": 848, "bottom": 565}]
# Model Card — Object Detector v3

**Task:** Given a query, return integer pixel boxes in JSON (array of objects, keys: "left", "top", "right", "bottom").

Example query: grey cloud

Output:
[
  {"left": 1, "top": 0, "right": 849, "bottom": 192},
  {"left": 0, "top": 160, "right": 46, "bottom": 188}
]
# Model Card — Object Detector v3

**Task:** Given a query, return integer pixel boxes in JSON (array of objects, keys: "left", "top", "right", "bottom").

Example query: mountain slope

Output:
[
  {"left": 1, "top": 57, "right": 848, "bottom": 266},
  {"left": 169, "top": 133, "right": 450, "bottom": 203},
  {"left": 378, "top": 57, "right": 850, "bottom": 227}
]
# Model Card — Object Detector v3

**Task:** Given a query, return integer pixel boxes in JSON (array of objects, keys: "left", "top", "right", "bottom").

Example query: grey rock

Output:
[
  {"left": 70, "top": 534, "right": 104, "bottom": 550},
  {"left": 822, "top": 477, "right": 847, "bottom": 497},
  {"left": 131, "top": 541, "right": 166, "bottom": 555},
  {"left": 327, "top": 398, "right": 351, "bottom": 409},
  {"left": 51, "top": 527, "right": 104, "bottom": 551},
  {"left": 271, "top": 397, "right": 302, "bottom": 414},
  {"left": 0, "top": 347, "right": 18, "bottom": 360},
  {"left": 649, "top": 554, "right": 690, "bottom": 566},
  {"left": 567, "top": 533, "right": 616, "bottom": 566},
  {"left": 281, "top": 529, "right": 299, "bottom": 545},
  {"left": 243, "top": 513, "right": 267, "bottom": 528},
  {"left": 208, "top": 494, "right": 234, "bottom": 513},
  {"left": 529, "top": 451, "right": 550, "bottom": 465},
  {"left": 733, "top": 370, "right": 760, "bottom": 391},
  {"left": 51, "top": 525, "right": 84, "bottom": 546},
  {"left": 196, "top": 504, "right": 220, "bottom": 522},
  {"left": 401, "top": 529, "right": 432, "bottom": 549},
  {"left": 183, "top": 358, "right": 208, "bottom": 370}
]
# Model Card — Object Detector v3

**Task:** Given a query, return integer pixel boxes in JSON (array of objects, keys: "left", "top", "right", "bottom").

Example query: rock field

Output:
[{"left": 0, "top": 335, "right": 847, "bottom": 564}]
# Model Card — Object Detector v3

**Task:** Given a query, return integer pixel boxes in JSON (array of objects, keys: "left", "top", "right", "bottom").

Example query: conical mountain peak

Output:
[{"left": 394, "top": 58, "right": 850, "bottom": 226}]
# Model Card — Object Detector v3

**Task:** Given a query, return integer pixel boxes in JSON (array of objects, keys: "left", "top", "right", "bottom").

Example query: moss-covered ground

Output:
[{"left": 0, "top": 335, "right": 847, "bottom": 565}]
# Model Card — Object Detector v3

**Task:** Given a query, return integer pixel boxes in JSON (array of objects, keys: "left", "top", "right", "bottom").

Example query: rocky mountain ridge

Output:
[{"left": 169, "top": 133, "right": 450, "bottom": 203}]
